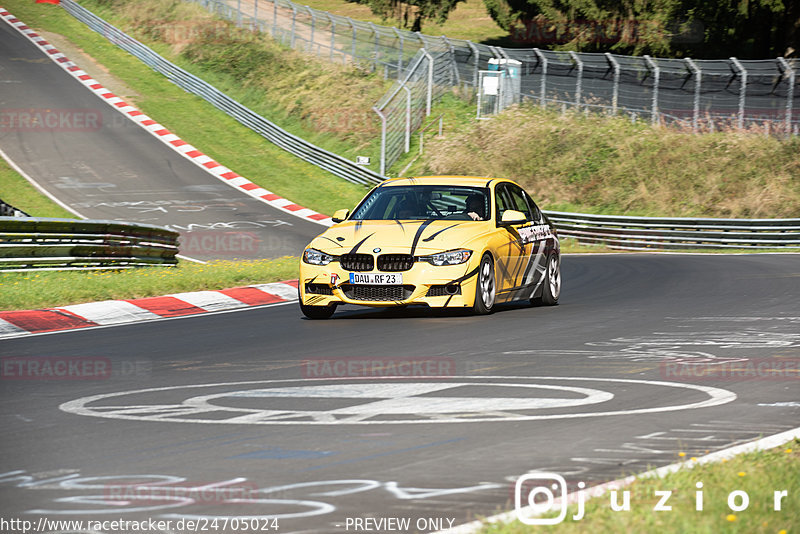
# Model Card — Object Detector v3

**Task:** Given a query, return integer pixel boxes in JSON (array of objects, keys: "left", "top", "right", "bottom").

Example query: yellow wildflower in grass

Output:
[
  {"left": 785, "top": 448, "right": 792, "bottom": 453},
  {"left": 738, "top": 472, "right": 746, "bottom": 477},
  {"left": 726, "top": 514, "right": 737, "bottom": 522},
  {"left": 678, "top": 452, "right": 686, "bottom": 457}
]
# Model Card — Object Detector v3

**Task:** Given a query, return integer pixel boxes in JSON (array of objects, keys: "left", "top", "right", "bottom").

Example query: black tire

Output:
[
  {"left": 472, "top": 253, "right": 496, "bottom": 315},
  {"left": 536, "top": 253, "right": 561, "bottom": 306},
  {"left": 299, "top": 302, "right": 336, "bottom": 319}
]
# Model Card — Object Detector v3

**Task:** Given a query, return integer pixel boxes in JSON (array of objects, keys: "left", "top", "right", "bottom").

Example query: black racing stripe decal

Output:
[
  {"left": 319, "top": 236, "right": 344, "bottom": 248},
  {"left": 393, "top": 219, "right": 406, "bottom": 232},
  {"left": 422, "top": 223, "right": 460, "bottom": 242},
  {"left": 443, "top": 294, "right": 455, "bottom": 308},
  {"left": 450, "top": 265, "right": 480, "bottom": 284},
  {"left": 348, "top": 233, "right": 375, "bottom": 254},
  {"left": 409, "top": 219, "right": 435, "bottom": 256}
]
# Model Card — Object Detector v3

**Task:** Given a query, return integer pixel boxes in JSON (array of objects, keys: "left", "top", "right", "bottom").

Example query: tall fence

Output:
[
  {"left": 0, "top": 217, "right": 180, "bottom": 271},
  {"left": 373, "top": 46, "right": 457, "bottom": 174},
  {"left": 191, "top": 0, "right": 800, "bottom": 172},
  {"left": 61, "top": 0, "right": 383, "bottom": 187}
]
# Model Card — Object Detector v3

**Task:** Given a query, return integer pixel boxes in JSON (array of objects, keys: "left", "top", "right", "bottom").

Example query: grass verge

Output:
[
  {"left": 0, "top": 157, "right": 75, "bottom": 218},
  {"left": 483, "top": 440, "right": 800, "bottom": 534},
  {"left": 0, "top": 257, "right": 298, "bottom": 310},
  {"left": 417, "top": 104, "right": 800, "bottom": 218}
]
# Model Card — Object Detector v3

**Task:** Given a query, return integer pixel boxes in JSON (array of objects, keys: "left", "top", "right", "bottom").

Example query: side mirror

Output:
[
  {"left": 500, "top": 210, "right": 526, "bottom": 225},
  {"left": 331, "top": 209, "right": 350, "bottom": 223}
]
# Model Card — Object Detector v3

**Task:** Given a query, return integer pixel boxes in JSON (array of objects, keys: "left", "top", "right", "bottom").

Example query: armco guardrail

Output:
[
  {"left": 60, "top": 0, "right": 384, "bottom": 187},
  {"left": 544, "top": 211, "right": 800, "bottom": 250},
  {"left": 0, "top": 217, "right": 180, "bottom": 271}
]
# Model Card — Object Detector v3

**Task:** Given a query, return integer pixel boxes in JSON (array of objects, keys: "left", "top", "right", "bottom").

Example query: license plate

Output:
[{"left": 349, "top": 272, "right": 403, "bottom": 285}]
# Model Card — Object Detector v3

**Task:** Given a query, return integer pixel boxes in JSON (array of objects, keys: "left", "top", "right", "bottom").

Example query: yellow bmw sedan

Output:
[{"left": 298, "top": 176, "right": 560, "bottom": 319}]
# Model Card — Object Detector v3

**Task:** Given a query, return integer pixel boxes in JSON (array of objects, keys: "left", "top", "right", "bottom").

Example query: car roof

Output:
[{"left": 380, "top": 176, "right": 510, "bottom": 188}]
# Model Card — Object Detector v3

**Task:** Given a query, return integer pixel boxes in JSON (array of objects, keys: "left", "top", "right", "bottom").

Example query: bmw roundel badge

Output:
[{"left": 373, "top": 248, "right": 381, "bottom": 253}]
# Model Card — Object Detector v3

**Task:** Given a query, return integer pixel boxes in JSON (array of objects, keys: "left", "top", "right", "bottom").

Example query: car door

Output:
[
  {"left": 493, "top": 183, "right": 530, "bottom": 296},
  {"left": 511, "top": 185, "right": 551, "bottom": 292}
]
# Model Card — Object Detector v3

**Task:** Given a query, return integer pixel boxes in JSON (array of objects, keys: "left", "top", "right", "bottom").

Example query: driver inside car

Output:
[{"left": 465, "top": 194, "right": 485, "bottom": 221}]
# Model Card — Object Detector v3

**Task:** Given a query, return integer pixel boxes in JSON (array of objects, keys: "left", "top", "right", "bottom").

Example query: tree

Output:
[
  {"left": 481, "top": 0, "right": 796, "bottom": 58},
  {"left": 349, "top": 0, "right": 465, "bottom": 32}
]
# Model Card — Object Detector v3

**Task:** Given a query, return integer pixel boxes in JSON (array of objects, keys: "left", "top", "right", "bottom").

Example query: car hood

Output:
[{"left": 309, "top": 219, "right": 489, "bottom": 256}]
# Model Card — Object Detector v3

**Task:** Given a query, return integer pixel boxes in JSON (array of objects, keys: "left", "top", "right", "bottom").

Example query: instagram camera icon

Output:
[{"left": 515, "top": 472, "right": 568, "bottom": 525}]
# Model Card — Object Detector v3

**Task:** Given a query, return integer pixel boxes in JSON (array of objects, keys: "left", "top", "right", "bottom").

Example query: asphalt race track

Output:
[
  {"left": 0, "top": 20, "right": 325, "bottom": 261},
  {"left": 1, "top": 8, "right": 799, "bottom": 534},
  {"left": 2, "top": 254, "right": 799, "bottom": 532}
]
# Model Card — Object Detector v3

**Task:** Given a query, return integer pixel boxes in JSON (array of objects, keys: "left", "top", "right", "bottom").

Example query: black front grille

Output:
[
  {"left": 377, "top": 254, "right": 414, "bottom": 272},
  {"left": 342, "top": 284, "right": 414, "bottom": 301},
  {"left": 339, "top": 253, "right": 373, "bottom": 271}
]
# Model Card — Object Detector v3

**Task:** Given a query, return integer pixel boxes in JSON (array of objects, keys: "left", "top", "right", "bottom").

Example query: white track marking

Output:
[{"left": 59, "top": 376, "right": 736, "bottom": 425}]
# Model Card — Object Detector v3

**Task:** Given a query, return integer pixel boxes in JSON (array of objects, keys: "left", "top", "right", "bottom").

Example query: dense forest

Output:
[{"left": 351, "top": 0, "right": 798, "bottom": 58}]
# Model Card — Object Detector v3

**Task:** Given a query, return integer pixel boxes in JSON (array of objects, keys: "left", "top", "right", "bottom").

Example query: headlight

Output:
[
  {"left": 303, "top": 248, "right": 334, "bottom": 265},
  {"left": 423, "top": 249, "right": 472, "bottom": 266}
]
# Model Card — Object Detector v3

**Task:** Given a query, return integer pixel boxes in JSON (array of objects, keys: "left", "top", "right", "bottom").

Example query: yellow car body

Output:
[{"left": 299, "top": 176, "right": 560, "bottom": 318}]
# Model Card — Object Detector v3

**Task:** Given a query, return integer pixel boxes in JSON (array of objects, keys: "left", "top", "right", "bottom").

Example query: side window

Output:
[
  {"left": 494, "top": 184, "right": 516, "bottom": 222},
  {"left": 522, "top": 190, "right": 543, "bottom": 222},
  {"left": 508, "top": 185, "right": 534, "bottom": 221}
]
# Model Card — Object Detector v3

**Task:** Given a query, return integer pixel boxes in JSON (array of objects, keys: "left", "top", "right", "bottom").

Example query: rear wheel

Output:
[
  {"left": 472, "top": 253, "right": 496, "bottom": 315},
  {"left": 300, "top": 302, "right": 337, "bottom": 319},
  {"left": 534, "top": 253, "right": 561, "bottom": 306}
]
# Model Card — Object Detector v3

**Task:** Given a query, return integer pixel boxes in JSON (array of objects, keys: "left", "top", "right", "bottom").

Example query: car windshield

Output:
[{"left": 350, "top": 185, "right": 490, "bottom": 221}]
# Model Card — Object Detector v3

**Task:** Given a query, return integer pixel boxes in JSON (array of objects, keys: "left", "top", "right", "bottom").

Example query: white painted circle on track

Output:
[{"left": 59, "top": 377, "right": 737, "bottom": 424}]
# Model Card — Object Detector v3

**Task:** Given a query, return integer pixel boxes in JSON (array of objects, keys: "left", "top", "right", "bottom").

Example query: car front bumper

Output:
[{"left": 299, "top": 259, "right": 480, "bottom": 308}]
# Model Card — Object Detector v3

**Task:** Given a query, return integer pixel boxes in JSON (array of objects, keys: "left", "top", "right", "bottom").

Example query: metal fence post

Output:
[
  {"left": 467, "top": 41, "right": 480, "bottom": 88},
  {"left": 237, "top": 0, "right": 242, "bottom": 26},
  {"left": 403, "top": 85, "right": 412, "bottom": 153},
  {"left": 254, "top": 0, "right": 258, "bottom": 24},
  {"left": 533, "top": 48, "right": 547, "bottom": 107},
  {"left": 290, "top": 4, "right": 297, "bottom": 49},
  {"left": 307, "top": 7, "right": 316, "bottom": 54},
  {"left": 605, "top": 53, "right": 620, "bottom": 114},
  {"left": 328, "top": 13, "right": 336, "bottom": 61},
  {"left": 272, "top": 0, "right": 278, "bottom": 39},
  {"left": 777, "top": 57, "right": 794, "bottom": 135},
  {"left": 421, "top": 48, "right": 434, "bottom": 116},
  {"left": 729, "top": 57, "right": 747, "bottom": 129},
  {"left": 685, "top": 58, "right": 702, "bottom": 132},
  {"left": 441, "top": 36, "right": 460, "bottom": 86},
  {"left": 349, "top": 18, "right": 357, "bottom": 61},
  {"left": 568, "top": 51, "right": 582, "bottom": 108},
  {"left": 374, "top": 106, "right": 387, "bottom": 175},
  {"left": 369, "top": 22, "right": 380, "bottom": 70},
  {"left": 392, "top": 28, "right": 404, "bottom": 79},
  {"left": 644, "top": 55, "right": 660, "bottom": 125}
]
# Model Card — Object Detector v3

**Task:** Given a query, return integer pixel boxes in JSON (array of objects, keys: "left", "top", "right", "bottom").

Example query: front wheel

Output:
[
  {"left": 472, "top": 253, "right": 496, "bottom": 315},
  {"left": 300, "top": 302, "right": 336, "bottom": 319},
  {"left": 534, "top": 253, "right": 561, "bottom": 306}
]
